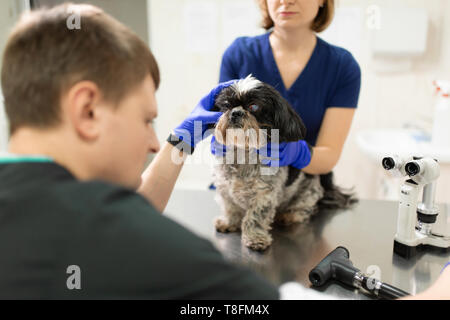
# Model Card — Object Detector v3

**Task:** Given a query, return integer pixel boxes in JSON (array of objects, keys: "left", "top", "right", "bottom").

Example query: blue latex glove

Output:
[
  {"left": 173, "top": 80, "right": 236, "bottom": 150},
  {"left": 258, "top": 140, "right": 313, "bottom": 169},
  {"left": 210, "top": 136, "right": 313, "bottom": 170},
  {"left": 211, "top": 135, "right": 228, "bottom": 156}
]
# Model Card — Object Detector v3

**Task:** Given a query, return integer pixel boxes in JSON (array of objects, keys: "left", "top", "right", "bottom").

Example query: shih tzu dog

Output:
[{"left": 211, "top": 76, "right": 357, "bottom": 251}]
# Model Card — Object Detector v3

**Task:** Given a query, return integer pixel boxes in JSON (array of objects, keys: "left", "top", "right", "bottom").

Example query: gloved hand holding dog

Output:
[
  {"left": 257, "top": 140, "right": 313, "bottom": 169},
  {"left": 171, "top": 80, "right": 236, "bottom": 154},
  {"left": 211, "top": 136, "right": 313, "bottom": 170}
]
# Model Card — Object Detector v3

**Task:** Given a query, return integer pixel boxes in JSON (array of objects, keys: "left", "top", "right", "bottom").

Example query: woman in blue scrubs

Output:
[{"left": 218, "top": 0, "right": 361, "bottom": 174}]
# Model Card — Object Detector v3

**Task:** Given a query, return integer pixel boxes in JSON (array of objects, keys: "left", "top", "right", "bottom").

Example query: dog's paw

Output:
[
  {"left": 215, "top": 216, "right": 240, "bottom": 233},
  {"left": 275, "top": 211, "right": 310, "bottom": 226},
  {"left": 242, "top": 234, "right": 272, "bottom": 251}
]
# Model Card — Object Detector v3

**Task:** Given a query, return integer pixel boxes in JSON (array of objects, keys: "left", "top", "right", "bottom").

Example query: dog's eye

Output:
[
  {"left": 248, "top": 104, "right": 260, "bottom": 112},
  {"left": 223, "top": 101, "right": 233, "bottom": 109}
]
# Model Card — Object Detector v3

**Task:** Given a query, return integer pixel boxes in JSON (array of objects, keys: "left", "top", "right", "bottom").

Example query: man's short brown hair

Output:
[
  {"left": 1, "top": 3, "right": 160, "bottom": 134},
  {"left": 257, "top": 0, "right": 335, "bottom": 32}
]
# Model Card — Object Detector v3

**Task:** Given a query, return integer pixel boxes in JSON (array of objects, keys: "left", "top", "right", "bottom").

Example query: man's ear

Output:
[{"left": 64, "top": 81, "right": 103, "bottom": 141}]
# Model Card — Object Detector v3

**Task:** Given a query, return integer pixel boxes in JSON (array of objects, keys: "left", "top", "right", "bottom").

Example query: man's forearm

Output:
[
  {"left": 302, "top": 146, "right": 339, "bottom": 175},
  {"left": 138, "top": 142, "right": 188, "bottom": 213},
  {"left": 400, "top": 266, "right": 450, "bottom": 300}
]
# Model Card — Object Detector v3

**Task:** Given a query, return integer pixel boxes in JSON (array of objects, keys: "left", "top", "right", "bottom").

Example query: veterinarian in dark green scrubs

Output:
[
  {"left": 0, "top": 157, "right": 277, "bottom": 299},
  {"left": 0, "top": 4, "right": 278, "bottom": 299}
]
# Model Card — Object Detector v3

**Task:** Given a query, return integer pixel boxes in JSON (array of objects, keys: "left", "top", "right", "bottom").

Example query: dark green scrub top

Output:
[{"left": 0, "top": 159, "right": 279, "bottom": 299}]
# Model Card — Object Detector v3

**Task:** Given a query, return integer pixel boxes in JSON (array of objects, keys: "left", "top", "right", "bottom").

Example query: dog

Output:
[{"left": 211, "top": 76, "right": 357, "bottom": 251}]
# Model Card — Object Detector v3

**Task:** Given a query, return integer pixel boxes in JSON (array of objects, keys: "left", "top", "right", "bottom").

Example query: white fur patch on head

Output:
[{"left": 232, "top": 75, "right": 262, "bottom": 96}]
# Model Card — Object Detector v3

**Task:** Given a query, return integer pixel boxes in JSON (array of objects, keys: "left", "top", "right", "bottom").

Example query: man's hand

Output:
[{"left": 402, "top": 263, "right": 450, "bottom": 300}]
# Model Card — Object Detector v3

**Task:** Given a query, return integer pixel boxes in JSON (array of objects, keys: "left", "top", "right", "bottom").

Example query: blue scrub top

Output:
[{"left": 219, "top": 32, "right": 361, "bottom": 146}]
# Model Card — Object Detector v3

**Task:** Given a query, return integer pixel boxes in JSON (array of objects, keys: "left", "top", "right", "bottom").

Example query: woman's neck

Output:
[{"left": 270, "top": 27, "right": 316, "bottom": 53}]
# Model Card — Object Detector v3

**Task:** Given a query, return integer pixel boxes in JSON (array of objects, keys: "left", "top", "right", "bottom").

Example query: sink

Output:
[{"left": 356, "top": 129, "right": 450, "bottom": 164}]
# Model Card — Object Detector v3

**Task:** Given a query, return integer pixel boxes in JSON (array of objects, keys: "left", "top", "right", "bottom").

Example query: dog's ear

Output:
[{"left": 273, "top": 96, "right": 307, "bottom": 142}]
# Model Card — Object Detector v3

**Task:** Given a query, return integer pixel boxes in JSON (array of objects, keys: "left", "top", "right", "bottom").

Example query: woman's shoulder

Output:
[
  {"left": 223, "top": 33, "right": 269, "bottom": 58},
  {"left": 317, "top": 37, "right": 360, "bottom": 70},
  {"left": 317, "top": 38, "right": 361, "bottom": 108}
]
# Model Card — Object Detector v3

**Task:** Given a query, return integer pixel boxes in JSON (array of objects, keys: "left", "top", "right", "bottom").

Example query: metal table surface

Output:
[{"left": 164, "top": 188, "right": 450, "bottom": 299}]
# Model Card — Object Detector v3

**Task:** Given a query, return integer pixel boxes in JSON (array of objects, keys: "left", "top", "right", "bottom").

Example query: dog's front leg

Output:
[
  {"left": 241, "top": 201, "right": 276, "bottom": 251},
  {"left": 215, "top": 189, "right": 245, "bottom": 233}
]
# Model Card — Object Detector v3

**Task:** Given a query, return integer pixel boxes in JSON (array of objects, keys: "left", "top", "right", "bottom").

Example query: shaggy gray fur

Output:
[{"left": 213, "top": 151, "right": 324, "bottom": 251}]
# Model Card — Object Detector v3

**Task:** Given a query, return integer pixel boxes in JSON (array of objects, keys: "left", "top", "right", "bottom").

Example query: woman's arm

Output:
[
  {"left": 138, "top": 142, "right": 188, "bottom": 213},
  {"left": 301, "top": 50, "right": 360, "bottom": 175},
  {"left": 302, "top": 107, "right": 356, "bottom": 175}
]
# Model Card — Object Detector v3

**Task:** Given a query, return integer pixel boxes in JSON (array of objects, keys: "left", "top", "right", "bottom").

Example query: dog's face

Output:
[{"left": 212, "top": 76, "right": 306, "bottom": 148}]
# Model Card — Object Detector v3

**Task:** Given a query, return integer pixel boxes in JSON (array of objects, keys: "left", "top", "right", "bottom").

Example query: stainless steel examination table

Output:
[{"left": 165, "top": 189, "right": 450, "bottom": 299}]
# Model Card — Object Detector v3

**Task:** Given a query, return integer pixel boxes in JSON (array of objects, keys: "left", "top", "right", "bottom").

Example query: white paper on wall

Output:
[
  {"left": 220, "top": 2, "right": 262, "bottom": 49},
  {"left": 320, "top": 7, "right": 363, "bottom": 60},
  {"left": 183, "top": 2, "right": 219, "bottom": 53}
]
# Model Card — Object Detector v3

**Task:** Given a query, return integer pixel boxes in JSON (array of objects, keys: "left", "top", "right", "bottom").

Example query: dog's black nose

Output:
[{"left": 231, "top": 109, "right": 245, "bottom": 121}]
